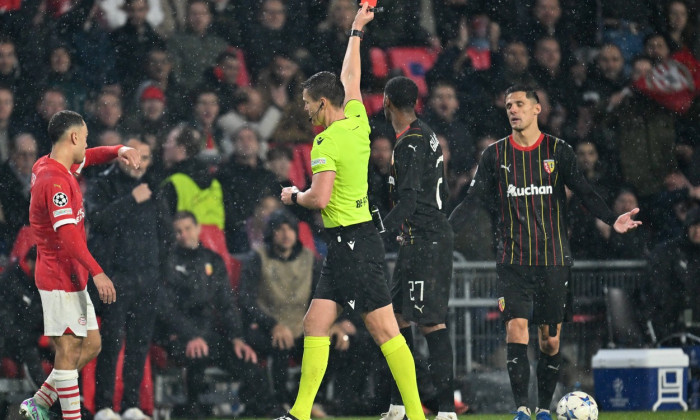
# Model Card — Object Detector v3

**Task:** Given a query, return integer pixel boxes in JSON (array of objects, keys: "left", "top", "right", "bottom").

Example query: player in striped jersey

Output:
[
  {"left": 379, "top": 76, "right": 456, "bottom": 420},
  {"left": 449, "top": 86, "right": 642, "bottom": 420}
]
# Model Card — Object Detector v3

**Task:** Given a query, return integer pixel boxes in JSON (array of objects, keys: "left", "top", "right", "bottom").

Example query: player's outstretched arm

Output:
[
  {"left": 75, "top": 145, "right": 140, "bottom": 173},
  {"left": 613, "top": 207, "right": 642, "bottom": 234},
  {"left": 117, "top": 146, "right": 141, "bottom": 169},
  {"left": 340, "top": 2, "right": 374, "bottom": 105}
]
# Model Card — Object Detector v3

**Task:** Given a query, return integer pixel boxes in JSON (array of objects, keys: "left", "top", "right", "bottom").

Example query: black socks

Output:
[{"left": 506, "top": 343, "right": 530, "bottom": 408}]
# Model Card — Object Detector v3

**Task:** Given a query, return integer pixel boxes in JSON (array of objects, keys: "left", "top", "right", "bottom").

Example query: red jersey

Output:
[{"left": 29, "top": 146, "right": 122, "bottom": 291}]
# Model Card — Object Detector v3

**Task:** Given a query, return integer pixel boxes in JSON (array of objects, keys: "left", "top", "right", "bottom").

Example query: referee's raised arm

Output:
[{"left": 340, "top": 2, "right": 374, "bottom": 105}]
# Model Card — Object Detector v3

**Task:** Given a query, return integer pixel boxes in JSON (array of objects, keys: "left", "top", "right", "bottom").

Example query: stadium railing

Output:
[{"left": 384, "top": 253, "right": 648, "bottom": 375}]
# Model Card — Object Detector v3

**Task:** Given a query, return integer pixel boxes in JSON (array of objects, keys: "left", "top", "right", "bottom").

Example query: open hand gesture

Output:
[{"left": 613, "top": 207, "right": 642, "bottom": 234}]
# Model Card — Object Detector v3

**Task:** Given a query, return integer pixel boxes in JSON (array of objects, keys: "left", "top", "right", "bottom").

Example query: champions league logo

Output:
[
  {"left": 53, "top": 192, "right": 68, "bottom": 207},
  {"left": 609, "top": 377, "right": 630, "bottom": 408}
]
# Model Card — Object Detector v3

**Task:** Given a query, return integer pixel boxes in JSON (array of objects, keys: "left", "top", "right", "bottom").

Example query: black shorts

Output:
[
  {"left": 391, "top": 232, "right": 454, "bottom": 326},
  {"left": 496, "top": 264, "right": 570, "bottom": 325},
  {"left": 314, "top": 222, "right": 391, "bottom": 313}
]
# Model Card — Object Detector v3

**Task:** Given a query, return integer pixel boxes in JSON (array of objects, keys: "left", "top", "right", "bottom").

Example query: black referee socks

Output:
[{"left": 506, "top": 343, "right": 530, "bottom": 408}]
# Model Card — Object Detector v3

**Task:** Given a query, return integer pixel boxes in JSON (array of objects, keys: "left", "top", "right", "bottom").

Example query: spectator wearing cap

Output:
[
  {"left": 167, "top": 0, "right": 228, "bottom": 91},
  {"left": 109, "top": 0, "right": 165, "bottom": 94},
  {"left": 646, "top": 206, "right": 700, "bottom": 342},
  {"left": 134, "top": 46, "right": 190, "bottom": 122},
  {"left": 123, "top": 85, "right": 170, "bottom": 148}
]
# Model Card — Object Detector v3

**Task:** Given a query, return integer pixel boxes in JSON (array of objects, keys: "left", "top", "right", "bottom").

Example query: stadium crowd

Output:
[{"left": 0, "top": 0, "right": 699, "bottom": 418}]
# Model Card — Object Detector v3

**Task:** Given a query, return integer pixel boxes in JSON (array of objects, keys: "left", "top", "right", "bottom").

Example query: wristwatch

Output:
[{"left": 348, "top": 29, "right": 364, "bottom": 40}]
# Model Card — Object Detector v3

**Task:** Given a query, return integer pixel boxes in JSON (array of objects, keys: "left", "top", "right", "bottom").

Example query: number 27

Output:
[{"left": 409, "top": 280, "right": 424, "bottom": 302}]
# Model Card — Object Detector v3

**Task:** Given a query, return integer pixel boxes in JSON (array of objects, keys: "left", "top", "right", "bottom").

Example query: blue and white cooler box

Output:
[{"left": 592, "top": 348, "right": 689, "bottom": 411}]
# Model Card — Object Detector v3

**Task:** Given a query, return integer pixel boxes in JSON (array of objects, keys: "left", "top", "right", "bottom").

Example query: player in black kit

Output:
[
  {"left": 379, "top": 76, "right": 457, "bottom": 420},
  {"left": 449, "top": 86, "right": 642, "bottom": 420}
]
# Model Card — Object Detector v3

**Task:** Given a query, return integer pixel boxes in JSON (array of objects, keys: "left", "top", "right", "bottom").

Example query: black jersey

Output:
[
  {"left": 383, "top": 119, "right": 449, "bottom": 241},
  {"left": 450, "top": 133, "right": 617, "bottom": 266}
]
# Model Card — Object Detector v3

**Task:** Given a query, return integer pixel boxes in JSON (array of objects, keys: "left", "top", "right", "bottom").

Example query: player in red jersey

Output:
[{"left": 20, "top": 110, "right": 140, "bottom": 420}]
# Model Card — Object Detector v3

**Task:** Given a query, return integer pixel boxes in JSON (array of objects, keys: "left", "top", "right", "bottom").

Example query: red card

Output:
[{"left": 360, "top": 0, "right": 378, "bottom": 7}]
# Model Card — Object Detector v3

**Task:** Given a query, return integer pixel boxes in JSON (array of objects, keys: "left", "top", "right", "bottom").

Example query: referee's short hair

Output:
[
  {"left": 505, "top": 85, "right": 540, "bottom": 104},
  {"left": 385, "top": 76, "right": 418, "bottom": 111},
  {"left": 302, "top": 71, "right": 345, "bottom": 107},
  {"left": 48, "top": 110, "right": 84, "bottom": 145}
]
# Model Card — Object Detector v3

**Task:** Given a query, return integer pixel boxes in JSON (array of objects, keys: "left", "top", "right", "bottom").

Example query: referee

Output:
[
  {"left": 379, "top": 76, "right": 457, "bottom": 420},
  {"left": 278, "top": 4, "right": 425, "bottom": 420},
  {"left": 449, "top": 85, "right": 641, "bottom": 420}
]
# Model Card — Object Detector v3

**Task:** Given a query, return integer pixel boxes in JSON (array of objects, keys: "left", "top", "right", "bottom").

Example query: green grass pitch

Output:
[{"left": 216, "top": 412, "right": 699, "bottom": 419}]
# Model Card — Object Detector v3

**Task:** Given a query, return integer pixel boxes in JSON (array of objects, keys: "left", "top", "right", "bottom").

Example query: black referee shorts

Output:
[
  {"left": 391, "top": 231, "right": 454, "bottom": 326},
  {"left": 496, "top": 264, "right": 570, "bottom": 325},
  {"left": 314, "top": 221, "right": 392, "bottom": 313}
]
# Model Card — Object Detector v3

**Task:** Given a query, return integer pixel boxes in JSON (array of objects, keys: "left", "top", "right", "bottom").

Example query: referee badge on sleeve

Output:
[{"left": 498, "top": 297, "right": 506, "bottom": 312}]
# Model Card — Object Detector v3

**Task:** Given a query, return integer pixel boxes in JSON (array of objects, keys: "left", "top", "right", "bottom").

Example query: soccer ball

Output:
[{"left": 556, "top": 391, "right": 599, "bottom": 420}]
